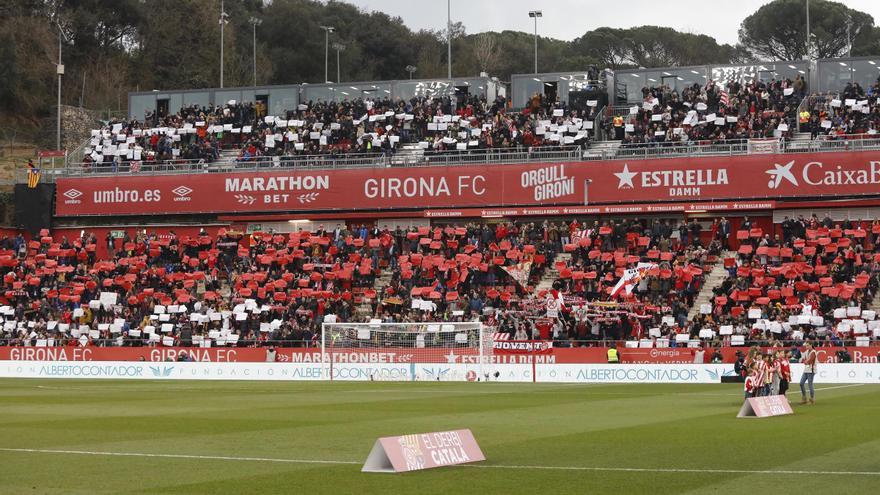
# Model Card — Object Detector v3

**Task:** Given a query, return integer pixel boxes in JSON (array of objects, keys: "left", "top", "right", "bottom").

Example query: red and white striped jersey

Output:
[{"left": 754, "top": 361, "right": 766, "bottom": 385}]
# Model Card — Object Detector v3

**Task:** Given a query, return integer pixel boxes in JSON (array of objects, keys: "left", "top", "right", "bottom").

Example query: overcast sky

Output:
[{"left": 345, "top": 0, "right": 880, "bottom": 45}]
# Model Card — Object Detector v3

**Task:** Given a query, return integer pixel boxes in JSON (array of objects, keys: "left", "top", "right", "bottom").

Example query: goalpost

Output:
[{"left": 320, "top": 322, "right": 493, "bottom": 382}]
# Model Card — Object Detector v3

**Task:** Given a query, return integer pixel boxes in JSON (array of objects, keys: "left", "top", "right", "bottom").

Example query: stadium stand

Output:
[
  {"left": 12, "top": 64, "right": 880, "bottom": 359},
  {"left": 800, "top": 82, "right": 880, "bottom": 138},
  {"left": 1, "top": 215, "right": 877, "bottom": 351},
  {"left": 605, "top": 76, "right": 803, "bottom": 145},
  {"left": 79, "top": 93, "right": 599, "bottom": 172}
]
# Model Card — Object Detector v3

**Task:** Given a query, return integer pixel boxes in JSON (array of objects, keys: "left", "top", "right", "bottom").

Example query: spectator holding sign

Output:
[{"left": 799, "top": 341, "right": 817, "bottom": 404}]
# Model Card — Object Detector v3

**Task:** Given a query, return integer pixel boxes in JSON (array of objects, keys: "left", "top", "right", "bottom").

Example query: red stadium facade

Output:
[
  {"left": 0, "top": 345, "right": 876, "bottom": 364},
  {"left": 54, "top": 151, "right": 880, "bottom": 217},
  {"left": 3, "top": 145, "right": 876, "bottom": 365}
]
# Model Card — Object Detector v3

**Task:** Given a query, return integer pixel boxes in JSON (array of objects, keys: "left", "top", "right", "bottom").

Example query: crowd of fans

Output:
[
  {"left": 75, "top": 74, "right": 880, "bottom": 172},
  {"left": 80, "top": 93, "right": 599, "bottom": 171},
  {"left": 3, "top": 214, "right": 876, "bottom": 352},
  {"left": 695, "top": 214, "right": 880, "bottom": 348},
  {"left": 0, "top": 222, "right": 555, "bottom": 348},
  {"left": 800, "top": 81, "right": 880, "bottom": 138},
  {"left": 607, "top": 76, "right": 805, "bottom": 145}
]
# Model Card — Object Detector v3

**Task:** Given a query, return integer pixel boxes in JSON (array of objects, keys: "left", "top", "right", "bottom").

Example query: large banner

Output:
[
  {"left": 2, "top": 360, "right": 875, "bottom": 383},
  {"left": 1, "top": 345, "right": 877, "bottom": 364},
  {"left": 54, "top": 151, "right": 880, "bottom": 216}
]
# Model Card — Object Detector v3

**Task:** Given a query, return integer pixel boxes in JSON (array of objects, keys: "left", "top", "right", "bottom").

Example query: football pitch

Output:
[{"left": 0, "top": 380, "right": 878, "bottom": 494}]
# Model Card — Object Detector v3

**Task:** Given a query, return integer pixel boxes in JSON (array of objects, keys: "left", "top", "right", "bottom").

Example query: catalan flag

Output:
[{"left": 26, "top": 160, "right": 41, "bottom": 189}]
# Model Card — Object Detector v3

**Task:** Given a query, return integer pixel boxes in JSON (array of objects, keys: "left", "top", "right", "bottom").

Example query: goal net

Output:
[{"left": 320, "top": 322, "right": 492, "bottom": 382}]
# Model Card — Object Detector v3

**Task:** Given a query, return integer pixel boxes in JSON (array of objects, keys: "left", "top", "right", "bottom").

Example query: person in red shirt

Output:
[
  {"left": 777, "top": 350, "right": 792, "bottom": 397},
  {"left": 744, "top": 364, "right": 757, "bottom": 399}
]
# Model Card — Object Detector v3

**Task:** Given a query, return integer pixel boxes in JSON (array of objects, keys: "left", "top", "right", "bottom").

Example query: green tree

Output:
[
  {"left": 739, "top": 0, "right": 874, "bottom": 60},
  {"left": 571, "top": 27, "right": 630, "bottom": 69},
  {"left": 132, "top": 0, "right": 222, "bottom": 90}
]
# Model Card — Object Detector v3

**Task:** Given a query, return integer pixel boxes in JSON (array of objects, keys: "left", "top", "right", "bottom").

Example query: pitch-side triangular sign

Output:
[
  {"left": 362, "top": 429, "right": 485, "bottom": 473},
  {"left": 737, "top": 396, "right": 794, "bottom": 418}
]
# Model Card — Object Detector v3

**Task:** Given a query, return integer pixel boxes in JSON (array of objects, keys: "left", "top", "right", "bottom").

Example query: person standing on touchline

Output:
[{"left": 800, "top": 341, "right": 817, "bottom": 404}]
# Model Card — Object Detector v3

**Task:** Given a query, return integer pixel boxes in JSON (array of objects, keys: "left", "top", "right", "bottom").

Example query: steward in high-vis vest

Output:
[{"left": 607, "top": 345, "right": 619, "bottom": 363}]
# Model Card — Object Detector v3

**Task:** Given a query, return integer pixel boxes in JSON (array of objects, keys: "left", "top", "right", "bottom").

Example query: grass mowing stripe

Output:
[
  {"left": 0, "top": 447, "right": 360, "bottom": 465},
  {"left": 466, "top": 464, "right": 880, "bottom": 476},
  {"left": 2, "top": 381, "right": 878, "bottom": 494},
  {"left": 3, "top": 447, "right": 879, "bottom": 476}
]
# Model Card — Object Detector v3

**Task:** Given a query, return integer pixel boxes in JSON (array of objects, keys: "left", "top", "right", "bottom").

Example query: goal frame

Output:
[{"left": 320, "top": 322, "right": 489, "bottom": 382}]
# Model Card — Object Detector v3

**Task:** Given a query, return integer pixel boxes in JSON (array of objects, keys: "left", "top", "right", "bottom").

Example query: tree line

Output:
[{"left": 1, "top": 0, "right": 879, "bottom": 135}]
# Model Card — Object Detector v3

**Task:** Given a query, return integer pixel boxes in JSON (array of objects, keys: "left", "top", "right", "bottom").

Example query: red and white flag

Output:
[
  {"left": 502, "top": 261, "right": 532, "bottom": 288},
  {"left": 571, "top": 229, "right": 592, "bottom": 244},
  {"left": 610, "top": 262, "right": 658, "bottom": 297},
  {"left": 719, "top": 90, "right": 729, "bottom": 108}
]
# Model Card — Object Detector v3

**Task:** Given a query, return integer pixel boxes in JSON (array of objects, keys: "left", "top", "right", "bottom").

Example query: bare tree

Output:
[{"left": 473, "top": 33, "right": 500, "bottom": 74}]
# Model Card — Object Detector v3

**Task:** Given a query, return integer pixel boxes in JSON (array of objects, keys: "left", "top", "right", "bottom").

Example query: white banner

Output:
[
  {"left": 0, "top": 361, "right": 876, "bottom": 383},
  {"left": 534, "top": 364, "right": 733, "bottom": 383}
]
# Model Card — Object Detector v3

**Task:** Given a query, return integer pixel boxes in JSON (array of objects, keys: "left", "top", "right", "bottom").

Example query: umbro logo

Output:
[
  {"left": 172, "top": 186, "right": 192, "bottom": 197},
  {"left": 63, "top": 189, "right": 82, "bottom": 200},
  {"left": 172, "top": 185, "right": 192, "bottom": 202}
]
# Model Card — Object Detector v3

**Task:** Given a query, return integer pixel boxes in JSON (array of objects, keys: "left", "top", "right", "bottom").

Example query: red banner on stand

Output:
[
  {"left": 0, "top": 345, "right": 876, "bottom": 364},
  {"left": 54, "top": 151, "right": 880, "bottom": 216}
]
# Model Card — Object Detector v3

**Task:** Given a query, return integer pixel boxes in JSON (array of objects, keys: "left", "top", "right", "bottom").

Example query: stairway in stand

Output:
[
  {"left": 687, "top": 251, "right": 734, "bottom": 321},
  {"left": 355, "top": 270, "right": 394, "bottom": 318},
  {"left": 583, "top": 140, "right": 621, "bottom": 160},
  {"left": 388, "top": 144, "right": 426, "bottom": 167},
  {"left": 536, "top": 253, "right": 570, "bottom": 291},
  {"left": 783, "top": 131, "right": 817, "bottom": 153}
]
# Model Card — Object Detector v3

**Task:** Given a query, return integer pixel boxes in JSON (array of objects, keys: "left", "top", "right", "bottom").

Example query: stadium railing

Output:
[
  {"left": 30, "top": 146, "right": 587, "bottom": 181},
  {"left": 24, "top": 134, "right": 880, "bottom": 183}
]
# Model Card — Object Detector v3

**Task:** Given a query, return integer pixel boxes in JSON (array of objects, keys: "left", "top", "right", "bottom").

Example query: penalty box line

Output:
[{"left": 1, "top": 448, "right": 879, "bottom": 476}]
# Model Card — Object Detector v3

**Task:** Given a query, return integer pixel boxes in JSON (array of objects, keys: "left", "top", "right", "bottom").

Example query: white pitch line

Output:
[
  {"left": 720, "top": 383, "right": 867, "bottom": 398},
  {"left": 810, "top": 384, "right": 866, "bottom": 392},
  {"left": 1, "top": 447, "right": 879, "bottom": 476},
  {"left": 0, "top": 448, "right": 358, "bottom": 466}
]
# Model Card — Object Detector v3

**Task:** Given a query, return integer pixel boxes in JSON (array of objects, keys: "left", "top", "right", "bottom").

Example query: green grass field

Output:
[{"left": 0, "top": 380, "right": 878, "bottom": 494}]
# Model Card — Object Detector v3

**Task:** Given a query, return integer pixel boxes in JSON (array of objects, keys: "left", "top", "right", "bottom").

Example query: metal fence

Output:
[
  {"left": 609, "top": 133, "right": 880, "bottom": 161},
  {"left": 21, "top": 134, "right": 880, "bottom": 183},
  {"left": 28, "top": 146, "right": 588, "bottom": 182},
  {"left": 613, "top": 141, "right": 752, "bottom": 160}
]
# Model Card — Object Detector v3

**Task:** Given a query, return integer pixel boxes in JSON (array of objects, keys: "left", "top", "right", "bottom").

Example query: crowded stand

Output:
[
  {"left": 77, "top": 74, "right": 880, "bottom": 173},
  {"left": 79, "top": 93, "right": 598, "bottom": 171},
  {"left": 607, "top": 76, "right": 805, "bottom": 145},
  {"left": 0, "top": 222, "right": 555, "bottom": 348},
  {"left": 702, "top": 216, "right": 880, "bottom": 348},
  {"left": 800, "top": 81, "right": 880, "bottom": 138},
  {"left": 3, "top": 215, "right": 877, "bottom": 354}
]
